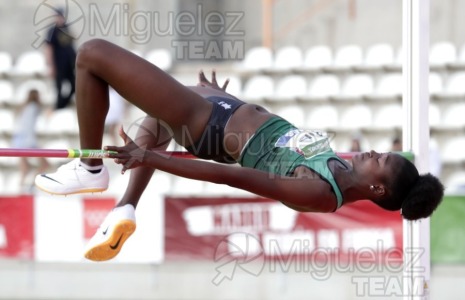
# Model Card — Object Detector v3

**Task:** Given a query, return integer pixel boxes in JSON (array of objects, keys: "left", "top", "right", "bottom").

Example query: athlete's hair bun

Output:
[{"left": 401, "top": 173, "right": 444, "bottom": 221}]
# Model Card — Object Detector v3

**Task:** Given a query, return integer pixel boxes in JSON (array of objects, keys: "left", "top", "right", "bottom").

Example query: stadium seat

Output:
[
  {"left": 214, "top": 74, "right": 242, "bottom": 98},
  {"left": 445, "top": 171, "right": 465, "bottom": 194},
  {"left": 0, "top": 139, "right": 19, "bottom": 169},
  {"left": 36, "top": 110, "right": 79, "bottom": 139},
  {"left": 0, "top": 109, "right": 15, "bottom": 135},
  {"left": 265, "top": 75, "right": 306, "bottom": 102},
  {"left": 429, "top": 103, "right": 441, "bottom": 128},
  {"left": 145, "top": 48, "right": 172, "bottom": 71},
  {"left": 372, "top": 104, "right": 402, "bottom": 129},
  {"left": 275, "top": 105, "right": 305, "bottom": 128},
  {"left": 339, "top": 104, "right": 373, "bottom": 130},
  {"left": 323, "top": 44, "right": 363, "bottom": 72},
  {"left": 265, "top": 46, "right": 303, "bottom": 74},
  {"left": 235, "top": 46, "right": 273, "bottom": 74},
  {"left": 430, "top": 41, "right": 457, "bottom": 70},
  {"left": 441, "top": 136, "right": 465, "bottom": 164},
  {"left": 441, "top": 103, "right": 465, "bottom": 128},
  {"left": 296, "top": 45, "right": 333, "bottom": 73},
  {"left": 384, "top": 45, "right": 403, "bottom": 71},
  {"left": 369, "top": 137, "right": 393, "bottom": 152},
  {"left": 171, "top": 73, "right": 199, "bottom": 86},
  {"left": 14, "top": 79, "right": 54, "bottom": 106},
  {"left": 12, "top": 51, "right": 48, "bottom": 77},
  {"left": 0, "top": 52, "right": 13, "bottom": 76},
  {"left": 0, "top": 80, "right": 14, "bottom": 105},
  {"left": 434, "top": 72, "right": 465, "bottom": 99},
  {"left": 305, "top": 105, "right": 339, "bottom": 130},
  {"left": 302, "top": 74, "right": 341, "bottom": 101},
  {"left": 42, "top": 108, "right": 79, "bottom": 136},
  {"left": 355, "top": 43, "right": 395, "bottom": 72},
  {"left": 366, "top": 73, "right": 402, "bottom": 101},
  {"left": 448, "top": 43, "right": 465, "bottom": 69},
  {"left": 429, "top": 72, "right": 444, "bottom": 96},
  {"left": 241, "top": 75, "right": 274, "bottom": 103},
  {"left": 332, "top": 74, "right": 374, "bottom": 101}
]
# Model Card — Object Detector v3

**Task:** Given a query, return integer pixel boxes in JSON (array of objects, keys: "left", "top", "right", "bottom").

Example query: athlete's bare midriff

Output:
[
  {"left": 187, "top": 86, "right": 276, "bottom": 160},
  {"left": 223, "top": 103, "right": 276, "bottom": 160}
]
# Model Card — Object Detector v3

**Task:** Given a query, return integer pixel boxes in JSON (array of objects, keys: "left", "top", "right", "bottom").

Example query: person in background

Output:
[
  {"left": 350, "top": 132, "right": 363, "bottom": 152},
  {"left": 391, "top": 136, "right": 403, "bottom": 152},
  {"left": 45, "top": 7, "right": 76, "bottom": 110},
  {"left": 11, "top": 89, "right": 49, "bottom": 191}
]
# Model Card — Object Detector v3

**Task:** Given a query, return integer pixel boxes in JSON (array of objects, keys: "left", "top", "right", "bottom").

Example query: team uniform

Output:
[
  {"left": 187, "top": 96, "right": 345, "bottom": 209},
  {"left": 36, "top": 95, "right": 346, "bottom": 261},
  {"left": 239, "top": 116, "right": 344, "bottom": 209},
  {"left": 185, "top": 95, "right": 245, "bottom": 164}
]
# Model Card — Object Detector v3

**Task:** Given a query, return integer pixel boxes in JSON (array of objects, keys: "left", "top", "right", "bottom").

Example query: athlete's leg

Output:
[
  {"left": 84, "top": 116, "right": 171, "bottom": 261},
  {"left": 115, "top": 116, "right": 172, "bottom": 208},
  {"left": 76, "top": 39, "right": 212, "bottom": 167}
]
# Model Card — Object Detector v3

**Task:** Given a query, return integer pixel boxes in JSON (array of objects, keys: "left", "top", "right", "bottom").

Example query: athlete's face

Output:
[{"left": 351, "top": 150, "right": 402, "bottom": 183}]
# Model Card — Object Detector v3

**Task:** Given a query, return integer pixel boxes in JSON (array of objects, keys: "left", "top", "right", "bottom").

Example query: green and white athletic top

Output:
[{"left": 238, "top": 116, "right": 344, "bottom": 209}]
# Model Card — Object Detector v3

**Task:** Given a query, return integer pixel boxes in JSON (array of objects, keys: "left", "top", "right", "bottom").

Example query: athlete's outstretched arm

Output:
[{"left": 105, "top": 129, "right": 337, "bottom": 213}]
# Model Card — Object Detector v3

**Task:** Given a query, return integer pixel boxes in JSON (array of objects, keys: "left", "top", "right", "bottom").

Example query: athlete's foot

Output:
[
  {"left": 34, "top": 159, "right": 109, "bottom": 195},
  {"left": 84, "top": 204, "right": 136, "bottom": 261}
]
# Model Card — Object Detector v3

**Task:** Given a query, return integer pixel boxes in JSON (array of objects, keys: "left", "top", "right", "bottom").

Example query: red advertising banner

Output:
[
  {"left": 83, "top": 197, "right": 117, "bottom": 239},
  {"left": 0, "top": 195, "right": 34, "bottom": 259},
  {"left": 165, "top": 197, "right": 403, "bottom": 265}
]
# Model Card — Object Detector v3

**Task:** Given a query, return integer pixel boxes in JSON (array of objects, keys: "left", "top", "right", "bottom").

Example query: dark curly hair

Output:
[{"left": 375, "top": 156, "right": 444, "bottom": 220}]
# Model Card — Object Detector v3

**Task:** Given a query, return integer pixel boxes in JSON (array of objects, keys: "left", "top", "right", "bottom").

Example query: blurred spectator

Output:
[
  {"left": 391, "top": 136, "right": 402, "bottom": 152},
  {"left": 350, "top": 132, "right": 364, "bottom": 152},
  {"left": 45, "top": 7, "right": 76, "bottom": 110},
  {"left": 105, "top": 88, "right": 128, "bottom": 145},
  {"left": 11, "top": 89, "right": 49, "bottom": 191}
]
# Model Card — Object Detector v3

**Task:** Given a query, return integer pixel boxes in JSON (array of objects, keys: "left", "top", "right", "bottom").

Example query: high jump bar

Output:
[{"left": 0, "top": 148, "right": 414, "bottom": 161}]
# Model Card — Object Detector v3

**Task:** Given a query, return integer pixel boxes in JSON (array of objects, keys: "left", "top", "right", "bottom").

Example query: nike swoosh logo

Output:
[
  {"left": 102, "top": 226, "right": 109, "bottom": 235},
  {"left": 110, "top": 234, "right": 124, "bottom": 250},
  {"left": 40, "top": 174, "right": 63, "bottom": 184}
]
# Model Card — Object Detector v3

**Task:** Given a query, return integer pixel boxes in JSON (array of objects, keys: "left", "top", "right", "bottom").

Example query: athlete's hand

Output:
[
  {"left": 197, "top": 70, "right": 229, "bottom": 91},
  {"left": 105, "top": 126, "right": 148, "bottom": 174}
]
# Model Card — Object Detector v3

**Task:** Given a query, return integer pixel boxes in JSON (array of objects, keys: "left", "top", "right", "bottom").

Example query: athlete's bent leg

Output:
[
  {"left": 76, "top": 39, "right": 212, "bottom": 151},
  {"left": 117, "top": 116, "right": 173, "bottom": 209},
  {"left": 35, "top": 39, "right": 212, "bottom": 195},
  {"left": 85, "top": 116, "right": 172, "bottom": 261}
]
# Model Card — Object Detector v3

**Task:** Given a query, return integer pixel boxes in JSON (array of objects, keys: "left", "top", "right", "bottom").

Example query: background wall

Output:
[{"left": 0, "top": 0, "right": 464, "bottom": 56}]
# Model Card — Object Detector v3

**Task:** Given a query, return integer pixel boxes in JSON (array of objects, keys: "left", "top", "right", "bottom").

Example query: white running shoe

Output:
[
  {"left": 84, "top": 204, "right": 136, "bottom": 261},
  {"left": 35, "top": 159, "right": 109, "bottom": 195}
]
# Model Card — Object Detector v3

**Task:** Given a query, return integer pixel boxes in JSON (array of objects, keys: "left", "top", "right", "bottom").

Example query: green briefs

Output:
[{"left": 238, "top": 116, "right": 344, "bottom": 209}]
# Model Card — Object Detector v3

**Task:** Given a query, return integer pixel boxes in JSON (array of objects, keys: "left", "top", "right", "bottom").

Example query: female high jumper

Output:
[{"left": 35, "top": 39, "right": 444, "bottom": 261}]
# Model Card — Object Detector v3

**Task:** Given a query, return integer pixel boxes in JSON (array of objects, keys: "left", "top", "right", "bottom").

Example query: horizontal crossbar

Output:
[{"left": 0, "top": 148, "right": 414, "bottom": 161}]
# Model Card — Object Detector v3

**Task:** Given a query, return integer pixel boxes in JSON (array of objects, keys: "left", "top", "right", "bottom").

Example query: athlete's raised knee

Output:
[{"left": 76, "top": 39, "right": 109, "bottom": 69}]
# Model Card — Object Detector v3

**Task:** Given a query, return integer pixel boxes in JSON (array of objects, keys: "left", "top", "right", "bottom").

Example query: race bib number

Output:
[{"left": 275, "top": 129, "right": 331, "bottom": 159}]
